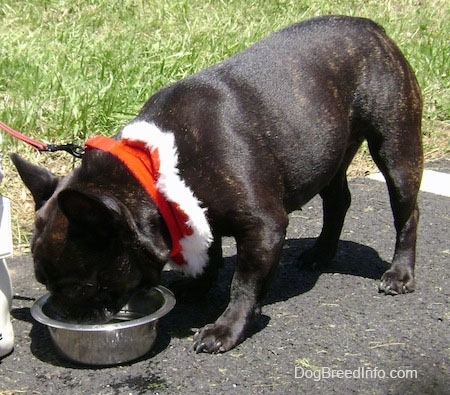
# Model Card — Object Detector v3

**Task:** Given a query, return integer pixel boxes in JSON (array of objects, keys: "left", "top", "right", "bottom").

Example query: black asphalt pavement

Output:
[{"left": 1, "top": 158, "right": 449, "bottom": 395}]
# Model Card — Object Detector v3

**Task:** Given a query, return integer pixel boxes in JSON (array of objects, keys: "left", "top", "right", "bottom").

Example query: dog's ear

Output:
[
  {"left": 57, "top": 189, "right": 123, "bottom": 239},
  {"left": 10, "top": 153, "right": 61, "bottom": 210},
  {"left": 58, "top": 189, "right": 170, "bottom": 263}
]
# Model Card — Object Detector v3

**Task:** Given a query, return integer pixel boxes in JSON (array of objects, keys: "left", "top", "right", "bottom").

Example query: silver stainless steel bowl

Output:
[{"left": 31, "top": 286, "right": 175, "bottom": 366}]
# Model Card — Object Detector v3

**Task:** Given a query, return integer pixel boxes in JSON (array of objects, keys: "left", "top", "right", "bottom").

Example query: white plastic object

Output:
[
  {"left": 0, "top": 196, "right": 13, "bottom": 259},
  {"left": 0, "top": 258, "right": 14, "bottom": 357},
  {"left": 0, "top": 191, "right": 14, "bottom": 357}
]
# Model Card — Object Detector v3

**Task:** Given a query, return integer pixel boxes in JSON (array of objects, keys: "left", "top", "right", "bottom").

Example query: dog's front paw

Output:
[
  {"left": 379, "top": 268, "right": 415, "bottom": 295},
  {"left": 193, "top": 323, "right": 242, "bottom": 354}
]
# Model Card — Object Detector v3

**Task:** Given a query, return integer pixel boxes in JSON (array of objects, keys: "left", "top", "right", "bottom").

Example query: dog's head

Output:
[{"left": 11, "top": 151, "right": 170, "bottom": 322}]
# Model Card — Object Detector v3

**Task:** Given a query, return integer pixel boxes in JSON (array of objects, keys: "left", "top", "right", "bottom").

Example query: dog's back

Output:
[{"left": 137, "top": 15, "right": 421, "bottom": 212}]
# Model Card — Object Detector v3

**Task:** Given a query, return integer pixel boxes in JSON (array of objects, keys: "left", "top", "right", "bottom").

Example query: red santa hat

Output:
[{"left": 85, "top": 121, "right": 212, "bottom": 277}]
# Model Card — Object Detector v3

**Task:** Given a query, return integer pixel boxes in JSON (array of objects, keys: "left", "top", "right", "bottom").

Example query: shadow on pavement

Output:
[
  {"left": 267, "top": 237, "right": 390, "bottom": 305},
  {"left": 159, "top": 237, "right": 390, "bottom": 341}
]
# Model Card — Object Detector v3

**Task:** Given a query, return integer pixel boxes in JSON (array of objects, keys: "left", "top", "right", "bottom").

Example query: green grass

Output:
[
  {"left": 1, "top": 0, "right": 449, "bottom": 145},
  {"left": 0, "top": 0, "right": 449, "bottom": 248}
]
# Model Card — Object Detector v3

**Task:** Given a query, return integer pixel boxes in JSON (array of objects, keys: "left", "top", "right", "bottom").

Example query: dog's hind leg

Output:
[
  {"left": 367, "top": 115, "right": 423, "bottom": 295},
  {"left": 299, "top": 138, "right": 363, "bottom": 270},
  {"left": 299, "top": 169, "right": 351, "bottom": 269},
  {"left": 373, "top": 140, "right": 423, "bottom": 295}
]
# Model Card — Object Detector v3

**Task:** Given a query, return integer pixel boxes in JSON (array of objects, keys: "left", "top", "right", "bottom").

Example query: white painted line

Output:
[{"left": 367, "top": 170, "right": 450, "bottom": 197}]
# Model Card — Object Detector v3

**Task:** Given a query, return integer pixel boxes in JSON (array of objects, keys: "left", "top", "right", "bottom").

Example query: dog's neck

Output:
[{"left": 85, "top": 121, "right": 212, "bottom": 278}]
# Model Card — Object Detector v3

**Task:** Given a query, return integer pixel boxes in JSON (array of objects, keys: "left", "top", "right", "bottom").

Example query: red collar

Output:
[{"left": 85, "top": 136, "right": 193, "bottom": 267}]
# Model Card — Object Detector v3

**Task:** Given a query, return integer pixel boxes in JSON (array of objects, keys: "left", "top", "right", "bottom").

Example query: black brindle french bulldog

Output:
[{"left": 11, "top": 16, "right": 423, "bottom": 353}]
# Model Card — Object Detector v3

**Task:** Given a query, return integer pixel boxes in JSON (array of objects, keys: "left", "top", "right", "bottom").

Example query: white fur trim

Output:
[{"left": 121, "top": 121, "right": 212, "bottom": 277}]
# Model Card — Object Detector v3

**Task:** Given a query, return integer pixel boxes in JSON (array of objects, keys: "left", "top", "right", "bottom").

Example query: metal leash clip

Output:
[{"left": 43, "top": 143, "right": 85, "bottom": 159}]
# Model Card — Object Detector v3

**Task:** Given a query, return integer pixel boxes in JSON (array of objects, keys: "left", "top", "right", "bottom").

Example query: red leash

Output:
[
  {"left": 0, "top": 120, "right": 84, "bottom": 158},
  {"left": 0, "top": 120, "right": 47, "bottom": 150}
]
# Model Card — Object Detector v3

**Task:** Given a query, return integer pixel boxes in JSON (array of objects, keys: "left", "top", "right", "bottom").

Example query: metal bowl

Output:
[{"left": 31, "top": 286, "right": 175, "bottom": 366}]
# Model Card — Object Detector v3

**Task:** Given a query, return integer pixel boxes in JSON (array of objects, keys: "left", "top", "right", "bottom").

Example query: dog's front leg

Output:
[
  {"left": 193, "top": 213, "right": 287, "bottom": 353},
  {"left": 169, "top": 233, "right": 223, "bottom": 302}
]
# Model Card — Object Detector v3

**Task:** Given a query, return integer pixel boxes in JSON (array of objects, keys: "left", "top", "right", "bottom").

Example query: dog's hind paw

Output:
[
  {"left": 379, "top": 268, "right": 415, "bottom": 295},
  {"left": 297, "top": 246, "right": 335, "bottom": 271}
]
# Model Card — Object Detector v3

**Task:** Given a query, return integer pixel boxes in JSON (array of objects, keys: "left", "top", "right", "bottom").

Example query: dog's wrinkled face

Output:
[
  {"left": 11, "top": 152, "right": 170, "bottom": 323},
  {"left": 32, "top": 189, "right": 145, "bottom": 322}
]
